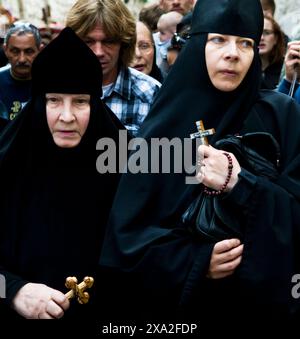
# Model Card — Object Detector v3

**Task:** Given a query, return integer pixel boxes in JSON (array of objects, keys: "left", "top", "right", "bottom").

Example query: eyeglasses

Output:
[
  {"left": 136, "top": 42, "right": 153, "bottom": 53},
  {"left": 262, "top": 29, "right": 274, "bottom": 37}
]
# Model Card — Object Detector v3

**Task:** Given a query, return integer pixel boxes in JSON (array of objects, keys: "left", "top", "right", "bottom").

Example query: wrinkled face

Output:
[
  {"left": 46, "top": 93, "right": 90, "bottom": 148},
  {"left": 159, "top": 0, "right": 193, "bottom": 15},
  {"left": 130, "top": 22, "right": 154, "bottom": 75},
  {"left": 4, "top": 33, "right": 40, "bottom": 79},
  {"left": 82, "top": 24, "right": 121, "bottom": 85},
  {"left": 205, "top": 33, "right": 254, "bottom": 92},
  {"left": 258, "top": 18, "right": 277, "bottom": 57}
]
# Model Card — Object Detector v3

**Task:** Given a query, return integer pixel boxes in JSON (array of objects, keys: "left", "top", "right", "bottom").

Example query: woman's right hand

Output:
[
  {"left": 11, "top": 282, "right": 70, "bottom": 319},
  {"left": 207, "top": 238, "right": 244, "bottom": 279}
]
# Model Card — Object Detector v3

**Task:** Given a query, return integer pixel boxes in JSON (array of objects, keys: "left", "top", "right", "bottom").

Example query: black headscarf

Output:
[
  {"left": 100, "top": 0, "right": 300, "bottom": 324},
  {"left": 140, "top": 0, "right": 263, "bottom": 142},
  {"left": 0, "top": 27, "right": 125, "bottom": 322}
]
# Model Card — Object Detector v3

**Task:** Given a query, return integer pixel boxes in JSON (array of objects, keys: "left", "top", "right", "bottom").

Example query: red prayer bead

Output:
[{"left": 203, "top": 152, "right": 233, "bottom": 196}]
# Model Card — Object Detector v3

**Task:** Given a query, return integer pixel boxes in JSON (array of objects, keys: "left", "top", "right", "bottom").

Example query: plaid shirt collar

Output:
[{"left": 104, "top": 65, "right": 132, "bottom": 100}]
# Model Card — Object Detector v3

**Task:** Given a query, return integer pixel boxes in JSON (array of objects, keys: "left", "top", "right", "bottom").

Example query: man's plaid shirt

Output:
[{"left": 102, "top": 66, "right": 161, "bottom": 136}]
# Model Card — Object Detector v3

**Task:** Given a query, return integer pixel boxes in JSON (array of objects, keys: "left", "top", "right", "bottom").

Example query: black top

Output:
[
  {"left": 100, "top": 0, "right": 300, "bottom": 329},
  {"left": 0, "top": 28, "right": 126, "bottom": 326},
  {"left": 0, "top": 66, "right": 32, "bottom": 120},
  {"left": 0, "top": 115, "right": 7, "bottom": 131},
  {"left": 261, "top": 59, "right": 284, "bottom": 89}
]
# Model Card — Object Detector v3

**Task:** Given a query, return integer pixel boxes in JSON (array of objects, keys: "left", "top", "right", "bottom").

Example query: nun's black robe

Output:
[
  {"left": 100, "top": 0, "right": 300, "bottom": 332},
  {"left": 0, "top": 28, "right": 127, "bottom": 333}
]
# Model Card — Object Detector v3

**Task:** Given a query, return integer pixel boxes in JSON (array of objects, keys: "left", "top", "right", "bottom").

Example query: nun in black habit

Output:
[
  {"left": 100, "top": 0, "right": 300, "bottom": 331},
  {"left": 0, "top": 27, "right": 125, "bottom": 323}
]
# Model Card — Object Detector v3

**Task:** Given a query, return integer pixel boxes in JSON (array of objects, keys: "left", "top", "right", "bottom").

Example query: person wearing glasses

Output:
[
  {"left": 130, "top": 21, "right": 163, "bottom": 83},
  {"left": 0, "top": 21, "right": 41, "bottom": 121},
  {"left": 258, "top": 15, "right": 286, "bottom": 89},
  {"left": 66, "top": 0, "right": 161, "bottom": 136}
]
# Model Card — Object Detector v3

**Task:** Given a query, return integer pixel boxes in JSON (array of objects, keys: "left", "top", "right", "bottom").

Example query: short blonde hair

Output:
[{"left": 66, "top": 0, "right": 136, "bottom": 66}]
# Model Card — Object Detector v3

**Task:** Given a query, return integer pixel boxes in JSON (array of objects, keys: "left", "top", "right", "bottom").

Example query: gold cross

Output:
[
  {"left": 65, "top": 276, "right": 94, "bottom": 304},
  {"left": 190, "top": 120, "right": 215, "bottom": 145}
]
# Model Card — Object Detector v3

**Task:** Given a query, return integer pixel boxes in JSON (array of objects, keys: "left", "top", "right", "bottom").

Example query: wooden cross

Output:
[
  {"left": 65, "top": 276, "right": 94, "bottom": 304},
  {"left": 190, "top": 120, "right": 215, "bottom": 145}
]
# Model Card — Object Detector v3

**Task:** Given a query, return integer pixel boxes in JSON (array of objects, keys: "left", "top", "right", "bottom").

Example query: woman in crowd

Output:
[
  {"left": 100, "top": 0, "right": 300, "bottom": 333},
  {"left": 0, "top": 27, "right": 125, "bottom": 328},
  {"left": 130, "top": 21, "right": 163, "bottom": 83},
  {"left": 259, "top": 15, "right": 286, "bottom": 89}
]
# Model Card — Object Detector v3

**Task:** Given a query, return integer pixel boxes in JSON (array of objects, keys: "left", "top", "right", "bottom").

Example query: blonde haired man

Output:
[{"left": 66, "top": 0, "right": 161, "bottom": 135}]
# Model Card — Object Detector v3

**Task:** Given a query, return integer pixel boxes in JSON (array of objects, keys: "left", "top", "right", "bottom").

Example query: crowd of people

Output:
[{"left": 0, "top": 0, "right": 300, "bottom": 336}]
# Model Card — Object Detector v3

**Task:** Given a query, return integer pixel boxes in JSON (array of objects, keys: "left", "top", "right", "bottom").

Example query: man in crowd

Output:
[
  {"left": 159, "top": 0, "right": 194, "bottom": 16},
  {"left": 66, "top": 0, "right": 161, "bottom": 136},
  {"left": 0, "top": 22, "right": 41, "bottom": 121}
]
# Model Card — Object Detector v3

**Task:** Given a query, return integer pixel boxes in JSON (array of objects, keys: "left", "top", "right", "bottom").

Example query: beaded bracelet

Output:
[{"left": 203, "top": 152, "right": 233, "bottom": 196}]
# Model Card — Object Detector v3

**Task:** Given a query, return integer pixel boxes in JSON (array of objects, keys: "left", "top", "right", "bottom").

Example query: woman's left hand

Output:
[
  {"left": 196, "top": 144, "right": 241, "bottom": 192},
  {"left": 207, "top": 238, "right": 244, "bottom": 279}
]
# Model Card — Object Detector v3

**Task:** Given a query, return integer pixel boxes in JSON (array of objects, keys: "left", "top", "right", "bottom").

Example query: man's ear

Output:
[{"left": 3, "top": 43, "right": 8, "bottom": 56}]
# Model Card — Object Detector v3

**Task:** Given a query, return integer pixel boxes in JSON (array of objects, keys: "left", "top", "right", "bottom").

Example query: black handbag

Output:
[{"left": 181, "top": 132, "right": 280, "bottom": 242}]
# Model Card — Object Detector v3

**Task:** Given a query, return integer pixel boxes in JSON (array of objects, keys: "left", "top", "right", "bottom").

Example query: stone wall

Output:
[
  {"left": 276, "top": 0, "right": 300, "bottom": 39},
  {"left": 1, "top": 0, "right": 75, "bottom": 28},
  {"left": 1, "top": 0, "right": 300, "bottom": 39},
  {"left": 0, "top": 0, "right": 144, "bottom": 28}
]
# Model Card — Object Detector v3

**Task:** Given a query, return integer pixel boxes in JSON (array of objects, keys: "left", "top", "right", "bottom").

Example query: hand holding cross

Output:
[{"left": 65, "top": 276, "right": 94, "bottom": 304}]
